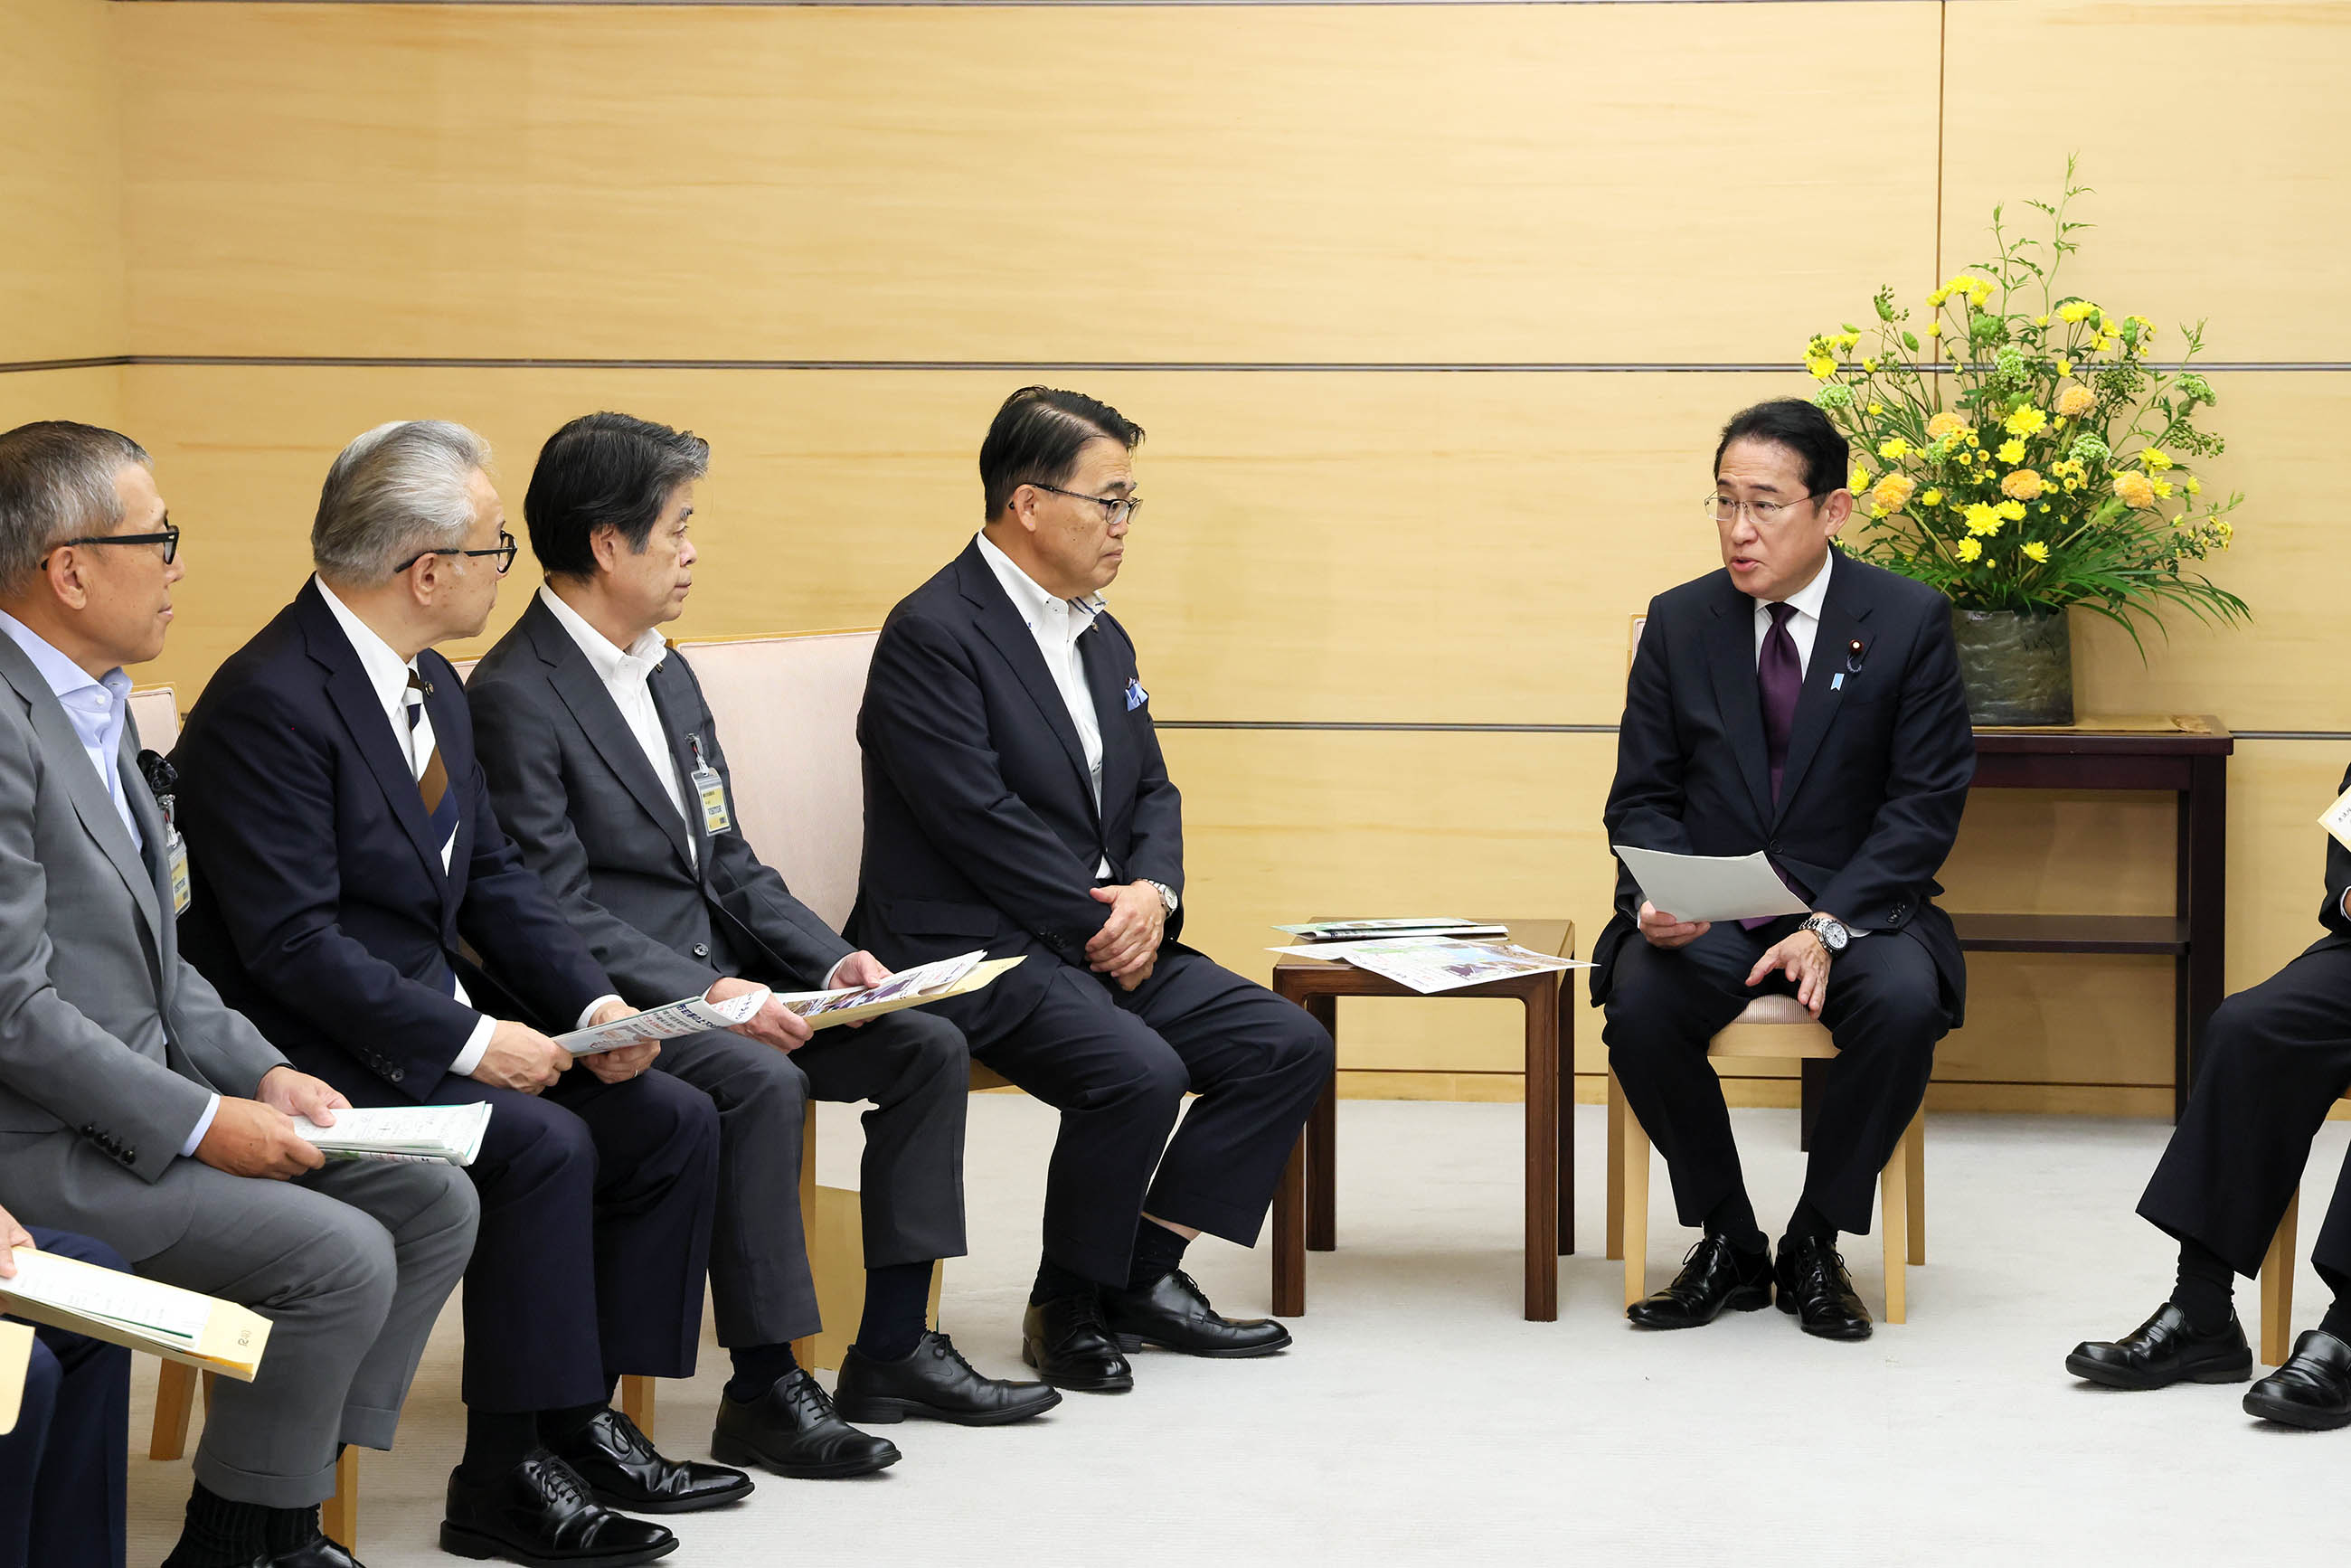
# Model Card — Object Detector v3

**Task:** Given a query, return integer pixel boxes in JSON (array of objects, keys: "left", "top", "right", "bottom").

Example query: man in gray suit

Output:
[
  {"left": 468, "top": 412, "right": 1057, "bottom": 1475},
  {"left": 0, "top": 420, "right": 478, "bottom": 1568}
]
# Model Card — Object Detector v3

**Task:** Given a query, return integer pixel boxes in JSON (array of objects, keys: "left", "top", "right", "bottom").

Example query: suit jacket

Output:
[
  {"left": 2307, "top": 762, "right": 2351, "bottom": 955},
  {"left": 850, "top": 538, "right": 1185, "bottom": 1039},
  {"left": 1594, "top": 549, "right": 1976, "bottom": 1021},
  {"left": 466, "top": 592, "right": 854, "bottom": 1004},
  {"left": 171, "top": 579, "right": 611, "bottom": 1101},
  {"left": 0, "top": 635, "right": 287, "bottom": 1254}
]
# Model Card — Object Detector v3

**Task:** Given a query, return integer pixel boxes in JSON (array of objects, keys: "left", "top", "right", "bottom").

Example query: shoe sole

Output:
[
  {"left": 835, "top": 1388, "right": 1064, "bottom": 1426},
  {"left": 1777, "top": 1295, "right": 1874, "bottom": 1340},
  {"left": 707, "top": 1432, "right": 901, "bottom": 1479},
  {"left": 439, "top": 1522, "right": 677, "bottom": 1566},
  {"left": 2064, "top": 1351, "right": 2252, "bottom": 1390},
  {"left": 1019, "top": 1343, "right": 1134, "bottom": 1393},
  {"left": 2242, "top": 1389, "right": 2351, "bottom": 1430},
  {"left": 1627, "top": 1284, "right": 1772, "bottom": 1329},
  {"left": 581, "top": 1478, "right": 756, "bottom": 1515},
  {"left": 1110, "top": 1330, "right": 1292, "bottom": 1359}
]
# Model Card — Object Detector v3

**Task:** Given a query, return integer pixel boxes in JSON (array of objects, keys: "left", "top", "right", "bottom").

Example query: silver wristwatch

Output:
[
  {"left": 1146, "top": 880, "right": 1179, "bottom": 916},
  {"left": 1800, "top": 912, "right": 1850, "bottom": 955}
]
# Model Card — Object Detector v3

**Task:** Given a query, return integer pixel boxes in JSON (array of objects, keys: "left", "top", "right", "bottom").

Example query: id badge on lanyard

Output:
[
  {"left": 687, "top": 735, "right": 732, "bottom": 836},
  {"left": 161, "top": 795, "right": 191, "bottom": 915}
]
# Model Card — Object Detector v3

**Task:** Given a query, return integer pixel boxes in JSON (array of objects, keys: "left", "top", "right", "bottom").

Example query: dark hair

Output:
[
  {"left": 524, "top": 412, "right": 711, "bottom": 579},
  {"left": 0, "top": 421, "right": 152, "bottom": 595},
  {"left": 977, "top": 387, "right": 1144, "bottom": 520},
  {"left": 1714, "top": 399, "right": 1849, "bottom": 501}
]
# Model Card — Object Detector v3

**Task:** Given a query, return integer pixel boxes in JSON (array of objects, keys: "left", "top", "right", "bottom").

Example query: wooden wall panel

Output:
[
  {"left": 0, "top": 0, "right": 126, "bottom": 362},
  {"left": 0, "top": 365, "right": 124, "bottom": 436},
  {"left": 114, "top": 4, "right": 1941, "bottom": 363},
  {"left": 1943, "top": 2, "right": 2351, "bottom": 363}
]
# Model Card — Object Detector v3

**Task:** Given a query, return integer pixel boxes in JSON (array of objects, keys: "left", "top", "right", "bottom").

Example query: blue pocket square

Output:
[{"left": 1125, "top": 678, "right": 1148, "bottom": 712}]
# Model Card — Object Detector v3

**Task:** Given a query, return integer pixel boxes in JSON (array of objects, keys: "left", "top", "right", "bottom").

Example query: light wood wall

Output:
[{"left": 7, "top": 0, "right": 2348, "bottom": 1112}]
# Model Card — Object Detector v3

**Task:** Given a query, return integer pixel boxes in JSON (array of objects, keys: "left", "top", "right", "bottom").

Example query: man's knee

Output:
[
  {"left": 901, "top": 1010, "right": 970, "bottom": 1081},
  {"left": 497, "top": 1096, "right": 600, "bottom": 1186},
  {"left": 1266, "top": 1003, "right": 1336, "bottom": 1082},
  {"left": 300, "top": 1208, "right": 401, "bottom": 1333},
  {"left": 2200, "top": 986, "right": 2290, "bottom": 1073}
]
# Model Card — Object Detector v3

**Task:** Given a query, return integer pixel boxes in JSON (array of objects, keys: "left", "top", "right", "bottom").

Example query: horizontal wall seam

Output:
[
  {"left": 8, "top": 354, "right": 2350, "bottom": 376},
  {"left": 1160, "top": 722, "right": 2351, "bottom": 740}
]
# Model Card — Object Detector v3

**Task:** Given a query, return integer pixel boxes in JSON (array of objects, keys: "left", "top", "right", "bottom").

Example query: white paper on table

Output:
[
  {"left": 554, "top": 989, "right": 769, "bottom": 1056},
  {"left": 292, "top": 1102, "right": 494, "bottom": 1166},
  {"left": 1270, "top": 935, "right": 1591, "bottom": 994},
  {"left": 2319, "top": 783, "right": 2351, "bottom": 852},
  {"left": 1610, "top": 845, "right": 1811, "bottom": 924}
]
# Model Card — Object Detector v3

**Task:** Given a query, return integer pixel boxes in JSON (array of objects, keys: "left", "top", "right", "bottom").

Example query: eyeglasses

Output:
[
  {"left": 50, "top": 521, "right": 181, "bottom": 565},
  {"left": 1030, "top": 483, "right": 1142, "bottom": 527},
  {"left": 1705, "top": 494, "right": 1818, "bottom": 525},
  {"left": 395, "top": 530, "right": 517, "bottom": 576}
]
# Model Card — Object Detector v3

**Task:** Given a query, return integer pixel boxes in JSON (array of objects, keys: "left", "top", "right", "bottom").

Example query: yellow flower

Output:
[
  {"left": 1964, "top": 430, "right": 1981, "bottom": 448},
  {"left": 2141, "top": 448, "right": 2175, "bottom": 471},
  {"left": 1863, "top": 357, "right": 1880, "bottom": 373},
  {"left": 2005, "top": 405, "right": 2049, "bottom": 438},
  {"left": 2152, "top": 478, "right": 2175, "bottom": 499},
  {"left": 1835, "top": 332, "right": 1863, "bottom": 353},
  {"left": 2063, "top": 478, "right": 2082, "bottom": 492},
  {"left": 1868, "top": 504, "right": 1889, "bottom": 519},
  {"left": 2114, "top": 471, "right": 2157, "bottom": 509},
  {"left": 1807, "top": 354, "right": 1836, "bottom": 379},
  {"left": 1878, "top": 437, "right": 1910, "bottom": 460},
  {"left": 2057, "top": 301, "right": 2096, "bottom": 324},
  {"left": 1926, "top": 412, "right": 1970, "bottom": 441},
  {"left": 1921, "top": 488, "right": 1944, "bottom": 506},
  {"left": 1868, "top": 402, "right": 1885, "bottom": 417},
  {"left": 2021, "top": 542, "right": 2051, "bottom": 563},
  {"left": 1955, "top": 537, "right": 1984, "bottom": 563},
  {"left": 1850, "top": 465, "right": 1872, "bottom": 493},
  {"left": 2186, "top": 477, "right": 2203, "bottom": 496},
  {"left": 1927, "top": 321, "right": 1944, "bottom": 337},
  {"left": 2056, "top": 385, "right": 2097, "bottom": 418},
  {"left": 1870, "top": 474, "right": 1917, "bottom": 513},
  {"left": 1997, "top": 439, "right": 2027, "bottom": 465},
  {"left": 2034, "top": 315, "right": 2051, "bottom": 327},
  {"left": 2214, "top": 520, "right": 2234, "bottom": 543},
  {"left": 2001, "top": 468, "right": 2044, "bottom": 500},
  {"left": 1969, "top": 281, "right": 1994, "bottom": 308},
  {"left": 1997, "top": 499, "right": 2027, "bottom": 521},
  {"left": 1963, "top": 503, "right": 2002, "bottom": 535},
  {"left": 2055, "top": 357, "right": 2073, "bottom": 376},
  {"left": 1927, "top": 288, "right": 1950, "bottom": 307}
]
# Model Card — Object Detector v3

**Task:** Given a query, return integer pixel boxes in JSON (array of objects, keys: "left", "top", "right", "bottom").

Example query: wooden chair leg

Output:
[
  {"left": 1271, "top": 1129, "right": 1306, "bottom": 1318},
  {"left": 619, "top": 1374, "right": 656, "bottom": 1431},
  {"left": 1621, "top": 1085, "right": 1650, "bottom": 1308},
  {"left": 1605, "top": 1071, "right": 1626, "bottom": 1262},
  {"left": 150, "top": 1358, "right": 198, "bottom": 1460},
  {"left": 1903, "top": 1110, "right": 1927, "bottom": 1267},
  {"left": 1880, "top": 1129, "right": 1909, "bottom": 1326},
  {"left": 321, "top": 1447, "right": 359, "bottom": 1550},
  {"left": 2261, "top": 1186, "right": 2301, "bottom": 1366},
  {"left": 791, "top": 1099, "right": 818, "bottom": 1369}
]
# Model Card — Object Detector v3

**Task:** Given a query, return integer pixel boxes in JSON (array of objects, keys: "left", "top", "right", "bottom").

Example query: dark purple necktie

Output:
[{"left": 1742, "top": 600, "right": 1804, "bottom": 930}]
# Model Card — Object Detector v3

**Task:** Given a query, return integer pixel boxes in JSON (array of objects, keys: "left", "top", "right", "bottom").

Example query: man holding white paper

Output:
[{"left": 1596, "top": 400, "right": 1973, "bottom": 1341}]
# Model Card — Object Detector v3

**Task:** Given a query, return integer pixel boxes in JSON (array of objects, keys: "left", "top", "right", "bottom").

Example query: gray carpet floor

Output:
[{"left": 125, "top": 1098, "right": 2351, "bottom": 1566}]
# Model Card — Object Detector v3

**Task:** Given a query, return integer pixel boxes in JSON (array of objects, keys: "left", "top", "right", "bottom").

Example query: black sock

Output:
[
  {"left": 853, "top": 1261, "right": 936, "bottom": 1363},
  {"left": 458, "top": 1410, "right": 542, "bottom": 1481},
  {"left": 1125, "top": 1217, "right": 1191, "bottom": 1291},
  {"left": 2169, "top": 1236, "right": 2236, "bottom": 1334},
  {"left": 1782, "top": 1198, "right": 1837, "bottom": 1247},
  {"left": 161, "top": 1482, "right": 269, "bottom": 1568},
  {"left": 1030, "top": 1255, "right": 1098, "bottom": 1307},
  {"left": 726, "top": 1342, "right": 801, "bottom": 1403},
  {"left": 537, "top": 1398, "right": 609, "bottom": 1448},
  {"left": 1704, "top": 1191, "right": 1767, "bottom": 1254},
  {"left": 261, "top": 1504, "right": 324, "bottom": 1554},
  {"left": 2316, "top": 1262, "right": 2351, "bottom": 1343}
]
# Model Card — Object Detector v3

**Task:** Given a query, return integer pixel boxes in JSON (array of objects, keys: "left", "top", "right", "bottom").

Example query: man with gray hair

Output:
[
  {"left": 174, "top": 421, "right": 743, "bottom": 1568},
  {"left": 0, "top": 420, "right": 479, "bottom": 1568}
]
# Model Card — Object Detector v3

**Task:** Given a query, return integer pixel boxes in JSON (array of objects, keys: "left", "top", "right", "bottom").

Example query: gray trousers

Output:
[
  {"left": 133, "top": 1158, "right": 477, "bottom": 1507},
  {"left": 657, "top": 1007, "right": 968, "bottom": 1346}
]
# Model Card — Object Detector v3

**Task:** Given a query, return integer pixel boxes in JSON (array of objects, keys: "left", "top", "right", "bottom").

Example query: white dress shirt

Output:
[
  {"left": 975, "top": 532, "right": 1114, "bottom": 879},
  {"left": 1750, "top": 546, "right": 1835, "bottom": 676},
  {"left": 314, "top": 577, "right": 618, "bottom": 1074}
]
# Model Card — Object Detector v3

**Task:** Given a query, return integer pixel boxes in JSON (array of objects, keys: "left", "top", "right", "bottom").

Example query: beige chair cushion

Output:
[
  {"left": 1731, "top": 994, "right": 1818, "bottom": 1026},
  {"left": 677, "top": 632, "right": 879, "bottom": 934},
  {"left": 128, "top": 685, "right": 181, "bottom": 751}
]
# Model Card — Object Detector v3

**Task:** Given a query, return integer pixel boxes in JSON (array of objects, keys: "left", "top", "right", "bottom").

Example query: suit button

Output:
[
  {"left": 693, "top": 944, "right": 710, "bottom": 959},
  {"left": 390, "top": 1068, "right": 405, "bottom": 1083},
  {"left": 124, "top": 1148, "right": 137, "bottom": 1165}
]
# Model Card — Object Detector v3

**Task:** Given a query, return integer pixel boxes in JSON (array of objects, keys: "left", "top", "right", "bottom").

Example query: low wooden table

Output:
[{"left": 1268, "top": 919, "right": 1576, "bottom": 1321}]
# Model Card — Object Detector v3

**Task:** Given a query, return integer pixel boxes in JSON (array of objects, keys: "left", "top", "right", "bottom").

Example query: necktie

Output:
[
  {"left": 1742, "top": 601, "right": 1804, "bottom": 931},
  {"left": 404, "top": 669, "right": 449, "bottom": 814}
]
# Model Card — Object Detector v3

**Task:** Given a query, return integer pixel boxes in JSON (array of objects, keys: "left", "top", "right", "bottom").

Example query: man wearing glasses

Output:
[
  {"left": 854, "top": 386, "right": 1334, "bottom": 1392},
  {"left": 173, "top": 421, "right": 741, "bottom": 1567},
  {"left": 1596, "top": 398, "right": 1973, "bottom": 1341}
]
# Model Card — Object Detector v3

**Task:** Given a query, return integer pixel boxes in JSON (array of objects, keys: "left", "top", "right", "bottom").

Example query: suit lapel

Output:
[
  {"left": 957, "top": 545, "right": 1099, "bottom": 819},
  {"left": 645, "top": 657, "right": 714, "bottom": 884},
  {"left": 1079, "top": 618, "right": 1131, "bottom": 816},
  {"left": 299, "top": 585, "right": 449, "bottom": 896},
  {"left": 535, "top": 611, "right": 697, "bottom": 877},
  {"left": 1772, "top": 554, "right": 1874, "bottom": 827},
  {"left": 1701, "top": 579, "right": 1775, "bottom": 829}
]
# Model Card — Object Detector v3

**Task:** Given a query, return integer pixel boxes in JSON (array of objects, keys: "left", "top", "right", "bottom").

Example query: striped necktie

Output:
[{"left": 404, "top": 669, "right": 450, "bottom": 815}]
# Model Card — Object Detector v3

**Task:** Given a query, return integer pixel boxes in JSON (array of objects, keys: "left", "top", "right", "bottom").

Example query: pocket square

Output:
[{"left": 1125, "top": 677, "right": 1148, "bottom": 712}]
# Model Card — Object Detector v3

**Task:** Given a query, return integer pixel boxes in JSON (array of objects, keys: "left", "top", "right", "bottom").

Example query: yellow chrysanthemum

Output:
[
  {"left": 1806, "top": 354, "right": 1836, "bottom": 379},
  {"left": 2055, "top": 357, "right": 2073, "bottom": 377},
  {"left": 2058, "top": 301, "right": 2096, "bottom": 324},
  {"left": 2021, "top": 542, "right": 2051, "bottom": 563},
  {"left": 1850, "top": 465, "right": 1872, "bottom": 493},
  {"left": 1955, "top": 537, "right": 1984, "bottom": 563},
  {"left": 1968, "top": 282, "right": 1994, "bottom": 308},
  {"left": 1927, "top": 288, "right": 1950, "bottom": 307},
  {"left": 1870, "top": 474, "right": 1917, "bottom": 513},
  {"left": 1868, "top": 402, "right": 1884, "bottom": 417},
  {"left": 1926, "top": 412, "right": 1970, "bottom": 441},
  {"left": 1997, "top": 500, "right": 2026, "bottom": 521},
  {"left": 2114, "top": 471, "right": 2157, "bottom": 509},
  {"left": 2056, "top": 385, "right": 2097, "bottom": 418},
  {"left": 2152, "top": 478, "right": 2175, "bottom": 500},
  {"left": 1997, "top": 439, "right": 2027, "bottom": 465},
  {"left": 2034, "top": 315, "right": 2051, "bottom": 327},
  {"left": 1863, "top": 357, "right": 1880, "bottom": 373},
  {"left": 2141, "top": 448, "right": 2175, "bottom": 472},
  {"left": 2005, "top": 406, "right": 2049, "bottom": 438},
  {"left": 1927, "top": 321, "right": 1943, "bottom": 337},
  {"left": 1878, "top": 437, "right": 1910, "bottom": 461},
  {"left": 1920, "top": 488, "right": 1944, "bottom": 507},
  {"left": 1963, "top": 503, "right": 2002, "bottom": 536},
  {"left": 2186, "top": 477, "right": 2203, "bottom": 496},
  {"left": 2001, "top": 468, "right": 2044, "bottom": 501}
]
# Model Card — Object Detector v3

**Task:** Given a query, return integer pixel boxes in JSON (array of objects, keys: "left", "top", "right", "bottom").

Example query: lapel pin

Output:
[{"left": 1845, "top": 638, "right": 1866, "bottom": 674}]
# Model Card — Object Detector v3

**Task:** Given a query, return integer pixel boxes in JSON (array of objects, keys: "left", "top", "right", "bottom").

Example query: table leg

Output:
[
  {"left": 1271, "top": 1129, "right": 1306, "bottom": 1318},
  {"left": 1556, "top": 974, "right": 1574, "bottom": 1256},
  {"left": 2179, "top": 756, "right": 2228, "bottom": 1122},
  {"left": 1304, "top": 993, "right": 1338, "bottom": 1252},
  {"left": 1523, "top": 978, "right": 1560, "bottom": 1322}
]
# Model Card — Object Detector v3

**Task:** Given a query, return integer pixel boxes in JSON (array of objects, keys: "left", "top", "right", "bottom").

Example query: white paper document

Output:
[
  {"left": 1, "top": 1247, "right": 271, "bottom": 1379},
  {"left": 1610, "top": 845, "right": 1811, "bottom": 924},
  {"left": 293, "top": 1103, "right": 493, "bottom": 1167},
  {"left": 554, "top": 989, "right": 770, "bottom": 1056},
  {"left": 1271, "top": 918, "right": 1507, "bottom": 943},
  {"left": 1270, "top": 936, "right": 1591, "bottom": 995},
  {"left": 2319, "top": 783, "right": 2351, "bottom": 852}
]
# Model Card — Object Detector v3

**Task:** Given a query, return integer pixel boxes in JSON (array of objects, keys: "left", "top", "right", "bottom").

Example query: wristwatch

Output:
[
  {"left": 1146, "top": 880, "right": 1179, "bottom": 916},
  {"left": 1800, "top": 912, "right": 1850, "bottom": 955}
]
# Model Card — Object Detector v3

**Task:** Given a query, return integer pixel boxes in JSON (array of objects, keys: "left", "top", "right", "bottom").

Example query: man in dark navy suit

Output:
[
  {"left": 1596, "top": 398, "right": 1975, "bottom": 1342},
  {"left": 0, "top": 1208, "right": 129, "bottom": 1568},
  {"left": 173, "top": 421, "right": 743, "bottom": 1567},
  {"left": 854, "top": 387, "right": 1334, "bottom": 1392}
]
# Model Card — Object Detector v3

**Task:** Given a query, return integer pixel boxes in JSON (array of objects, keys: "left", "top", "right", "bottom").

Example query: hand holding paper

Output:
[{"left": 1611, "top": 845, "right": 1811, "bottom": 925}]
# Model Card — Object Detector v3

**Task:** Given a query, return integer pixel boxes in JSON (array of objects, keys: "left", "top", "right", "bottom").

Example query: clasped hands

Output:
[
  {"left": 1636, "top": 900, "right": 1836, "bottom": 1017},
  {"left": 1088, "top": 881, "right": 1165, "bottom": 992}
]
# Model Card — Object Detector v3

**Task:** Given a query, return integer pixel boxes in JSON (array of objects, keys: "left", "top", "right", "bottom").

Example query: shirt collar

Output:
[
  {"left": 1762, "top": 546, "right": 1836, "bottom": 621},
  {"left": 538, "top": 585, "right": 666, "bottom": 684},
  {"left": 0, "top": 609, "right": 127, "bottom": 716},
  {"left": 974, "top": 532, "right": 1105, "bottom": 636},
  {"left": 313, "top": 573, "right": 422, "bottom": 714}
]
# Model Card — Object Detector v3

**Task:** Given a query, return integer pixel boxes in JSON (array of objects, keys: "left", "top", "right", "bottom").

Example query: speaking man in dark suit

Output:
[
  {"left": 0, "top": 420, "right": 476, "bottom": 1568},
  {"left": 1, "top": 1208, "right": 130, "bottom": 1568},
  {"left": 854, "top": 386, "right": 1334, "bottom": 1392},
  {"left": 1596, "top": 397, "right": 1974, "bottom": 1341},
  {"left": 2066, "top": 778, "right": 2351, "bottom": 1429},
  {"left": 173, "top": 421, "right": 744, "bottom": 1567},
  {"left": 468, "top": 411, "right": 1056, "bottom": 1472}
]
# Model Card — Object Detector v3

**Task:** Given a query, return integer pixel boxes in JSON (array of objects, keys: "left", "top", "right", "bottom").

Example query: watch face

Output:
[{"left": 1810, "top": 918, "right": 1848, "bottom": 951}]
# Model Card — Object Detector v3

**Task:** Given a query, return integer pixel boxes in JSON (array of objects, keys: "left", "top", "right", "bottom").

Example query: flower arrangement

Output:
[{"left": 1802, "top": 165, "right": 2246, "bottom": 649}]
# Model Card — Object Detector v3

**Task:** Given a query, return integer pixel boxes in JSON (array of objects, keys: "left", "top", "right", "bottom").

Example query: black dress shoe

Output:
[
  {"left": 1100, "top": 1270, "right": 1293, "bottom": 1358},
  {"left": 269, "top": 1535, "right": 364, "bottom": 1568},
  {"left": 835, "top": 1330, "right": 1063, "bottom": 1426},
  {"left": 439, "top": 1450, "right": 676, "bottom": 1566},
  {"left": 1627, "top": 1233, "right": 1774, "bottom": 1330},
  {"left": 2243, "top": 1328, "right": 2351, "bottom": 1429},
  {"left": 551, "top": 1407, "right": 753, "bottom": 1515},
  {"left": 1774, "top": 1234, "right": 1874, "bottom": 1341},
  {"left": 2065, "top": 1302, "right": 2253, "bottom": 1390},
  {"left": 711, "top": 1368, "right": 901, "bottom": 1478},
  {"left": 1021, "top": 1292, "right": 1135, "bottom": 1392}
]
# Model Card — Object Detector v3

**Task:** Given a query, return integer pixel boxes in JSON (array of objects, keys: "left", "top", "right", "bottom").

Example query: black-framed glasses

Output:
[
  {"left": 51, "top": 521, "right": 180, "bottom": 565},
  {"left": 395, "top": 529, "right": 517, "bottom": 576},
  {"left": 1030, "top": 483, "right": 1142, "bottom": 527}
]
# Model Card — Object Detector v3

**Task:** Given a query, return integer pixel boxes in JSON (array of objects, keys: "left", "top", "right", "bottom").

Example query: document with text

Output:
[
  {"left": 2319, "top": 782, "right": 2351, "bottom": 851},
  {"left": 1, "top": 1248, "right": 271, "bottom": 1380},
  {"left": 1269, "top": 936, "right": 1591, "bottom": 994},
  {"left": 1610, "top": 845, "right": 1811, "bottom": 924},
  {"left": 773, "top": 952, "right": 1024, "bottom": 1030},
  {"left": 293, "top": 1102, "right": 493, "bottom": 1167},
  {"left": 555, "top": 988, "right": 770, "bottom": 1056}
]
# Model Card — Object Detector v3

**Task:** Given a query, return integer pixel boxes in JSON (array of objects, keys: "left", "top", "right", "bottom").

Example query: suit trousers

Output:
[
  {"left": 972, "top": 948, "right": 1336, "bottom": 1288},
  {"left": 1603, "top": 917, "right": 1949, "bottom": 1236},
  {"left": 2139, "top": 944, "right": 2351, "bottom": 1280},
  {"left": 332, "top": 1065, "right": 720, "bottom": 1412},
  {"left": 656, "top": 1009, "right": 969, "bottom": 1346},
  {"left": 0, "top": 1229, "right": 129, "bottom": 1568}
]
